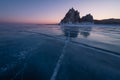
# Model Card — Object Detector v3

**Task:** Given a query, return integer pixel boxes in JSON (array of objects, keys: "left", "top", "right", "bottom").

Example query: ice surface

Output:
[{"left": 0, "top": 24, "right": 120, "bottom": 80}]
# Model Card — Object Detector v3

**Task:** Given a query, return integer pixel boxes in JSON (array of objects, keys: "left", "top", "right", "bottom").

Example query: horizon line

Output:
[{"left": 0, "top": 18, "right": 120, "bottom": 25}]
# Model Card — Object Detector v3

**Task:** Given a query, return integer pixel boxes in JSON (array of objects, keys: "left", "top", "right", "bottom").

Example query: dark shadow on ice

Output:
[
  {"left": 60, "top": 26, "right": 92, "bottom": 38},
  {"left": 79, "top": 26, "right": 92, "bottom": 38},
  {"left": 61, "top": 26, "right": 79, "bottom": 38}
]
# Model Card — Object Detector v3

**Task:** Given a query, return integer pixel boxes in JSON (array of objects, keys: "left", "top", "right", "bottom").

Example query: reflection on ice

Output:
[
  {"left": 60, "top": 25, "right": 120, "bottom": 53},
  {"left": 61, "top": 26, "right": 79, "bottom": 38},
  {"left": 0, "top": 24, "right": 120, "bottom": 80},
  {"left": 60, "top": 26, "right": 92, "bottom": 38},
  {"left": 79, "top": 26, "right": 92, "bottom": 38}
]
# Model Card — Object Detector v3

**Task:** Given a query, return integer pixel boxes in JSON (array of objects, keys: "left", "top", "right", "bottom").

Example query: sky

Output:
[{"left": 0, "top": 0, "right": 120, "bottom": 24}]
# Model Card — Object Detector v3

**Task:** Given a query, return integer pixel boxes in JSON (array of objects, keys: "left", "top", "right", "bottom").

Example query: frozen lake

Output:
[{"left": 0, "top": 24, "right": 120, "bottom": 80}]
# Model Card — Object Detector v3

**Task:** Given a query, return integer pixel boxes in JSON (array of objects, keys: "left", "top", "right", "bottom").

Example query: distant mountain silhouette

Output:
[{"left": 94, "top": 19, "right": 120, "bottom": 25}]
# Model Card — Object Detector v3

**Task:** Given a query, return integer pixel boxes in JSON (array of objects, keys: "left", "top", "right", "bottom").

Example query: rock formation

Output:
[
  {"left": 60, "top": 8, "right": 94, "bottom": 24},
  {"left": 81, "top": 14, "right": 94, "bottom": 23},
  {"left": 60, "top": 8, "right": 120, "bottom": 25},
  {"left": 60, "top": 8, "right": 81, "bottom": 24}
]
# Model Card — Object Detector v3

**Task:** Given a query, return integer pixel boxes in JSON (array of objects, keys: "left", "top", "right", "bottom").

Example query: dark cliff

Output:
[
  {"left": 60, "top": 8, "right": 94, "bottom": 24},
  {"left": 60, "top": 8, "right": 81, "bottom": 24},
  {"left": 81, "top": 14, "right": 94, "bottom": 23}
]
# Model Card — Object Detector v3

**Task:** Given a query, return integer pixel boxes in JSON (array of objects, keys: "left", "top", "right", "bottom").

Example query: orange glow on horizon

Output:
[
  {"left": 0, "top": 18, "right": 60, "bottom": 24},
  {"left": 0, "top": 0, "right": 120, "bottom": 24}
]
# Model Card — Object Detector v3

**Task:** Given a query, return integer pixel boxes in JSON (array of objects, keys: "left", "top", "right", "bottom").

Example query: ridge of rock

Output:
[
  {"left": 60, "top": 8, "right": 81, "bottom": 24},
  {"left": 60, "top": 8, "right": 94, "bottom": 24}
]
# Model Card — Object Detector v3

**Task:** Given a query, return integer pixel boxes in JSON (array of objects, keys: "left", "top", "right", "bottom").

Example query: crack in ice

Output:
[{"left": 50, "top": 31, "right": 70, "bottom": 80}]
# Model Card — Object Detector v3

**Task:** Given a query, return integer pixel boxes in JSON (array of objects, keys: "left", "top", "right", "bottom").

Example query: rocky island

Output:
[
  {"left": 60, "top": 8, "right": 120, "bottom": 25},
  {"left": 60, "top": 8, "right": 94, "bottom": 25}
]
